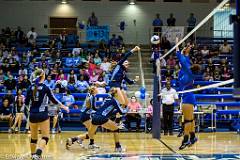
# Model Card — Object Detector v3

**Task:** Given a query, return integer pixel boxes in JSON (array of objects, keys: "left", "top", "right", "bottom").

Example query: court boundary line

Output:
[{"left": 158, "top": 139, "right": 177, "bottom": 154}]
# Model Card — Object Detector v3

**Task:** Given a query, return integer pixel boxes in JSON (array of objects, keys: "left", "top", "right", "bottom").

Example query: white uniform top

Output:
[{"left": 161, "top": 88, "right": 178, "bottom": 105}]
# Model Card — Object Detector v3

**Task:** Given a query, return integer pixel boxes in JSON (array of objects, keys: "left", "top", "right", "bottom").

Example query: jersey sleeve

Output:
[
  {"left": 46, "top": 86, "right": 62, "bottom": 105},
  {"left": 124, "top": 76, "right": 134, "bottom": 85},
  {"left": 176, "top": 51, "right": 192, "bottom": 75},
  {"left": 117, "top": 51, "right": 133, "bottom": 65}
]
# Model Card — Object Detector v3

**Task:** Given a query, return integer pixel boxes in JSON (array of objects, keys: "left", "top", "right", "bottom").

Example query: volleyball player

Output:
[
  {"left": 175, "top": 37, "right": 201, "bottom": 150},
  {"left": 87, "top": 88, "right": 127, "bottom": 152},
  {"left": 25, "top": 69, "right": 69, "bottom": 160},
  {"left": 109, "top": 46, "right": 140, "bottom": 106},
  {"left": 66, "top": 86, "right": 98, "bottom": 149}
]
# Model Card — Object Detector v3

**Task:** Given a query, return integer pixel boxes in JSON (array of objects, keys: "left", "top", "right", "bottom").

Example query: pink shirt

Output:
[
  {"left": 128, "top": 102, "right": 142, "bottom": 111},
  {"left": 147, "top": 105, "right": 153, "bottom": 117}
]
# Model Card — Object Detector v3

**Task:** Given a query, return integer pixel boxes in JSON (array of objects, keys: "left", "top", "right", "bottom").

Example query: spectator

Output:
[
  {"left": 59, "top": 31, "right": 67, "bottom": 48},
  {"left": 44, "top": 75, "right": 56, "bottom": 90},
  {"left": 94, "top": 53, "right": 102, "bottom": 65},
  {"left": 100, "top": 57, "right": 111, "bottom": 72},
  {"left": 94, "top": 76, "right": 107, "bottom": 95},
  {"left": 15, "top": 26, "right": 24, "bottom": 44},
  {"left": 221, "top": 66, "right": 231, "bottom": 80},
  {"left": 152, "top": 13, "right": 163, "bottom": 36},
  {"left": 4, "top": 75, "right": 17, "bottom": 91},
  {"left": 67, "top": 70, "right": 77, "bottom": 84},
  {"left": 187, "top": 13, "right": 197, "bottom": 33},
  {"left": 161, "top": 37, "right": 171, "bottom": 51},
  {"left": 125, "top": 96, "right": 142, "bottom": 131},
  {"left": 219, "top": 39, "right": 232, "bottom": 54},
  {"left": 42, "top": 62, "right": 50, "bottom": 75},
  {"left": 22, "top": 75, "right": 31, "bottom": 91},
  {"left": 55, "top": 74, "right": 68, "bottom": 93},
  {"left": 79, "top": 69, "right": 90, "bottom": 81},
  {"left": 18, "top": 64, "right": 28, "bottom": 76},
  {"left": 146, "top": 99, "right": 153, "bottom": 132},
  {"left": 160, "top": 81, "right": 178, "bottom": 135},
  {"left": 173, "top": 65, "right": 180, "bottom": 79},
  {"left": 87, "top": 12, "right": 98, "bottom": 26},
  {"left": 167, "top": 55, "right": 176, "bottom": 68},
  {"left": 109, "top": 34, "right": 118, "bottom": 51},
  {"left": 11, "top": 90, "right": 25, "bottom": 133},
  {"left": 56, "top": 69, "right": 67, "bottom": 81},
  {"left": 26, "top": 27, "right": 38, "bottom": 47},
  {"left": 207, "top": 59, "right": 215, "bottom": 73},
  {"left": 0, "top": 69, "right": 4, "bottom": 84},
  {"left": 89, "top": 70, "right": 100, "bottom": 84},
  {"left": 62, "top": 90, "right": 75, "bottom": 109},
  {"left": 167, "top": 13, "right": 176, "bottom": 26},
  {"left": 0, "top": 98, "right": 14, "bottom": 133},
  {"left": 201, "top": 45, "right": 210, "bottom": 58},
  {"left": 75, "top": 75, "right": 89, "bottom": 93},
  {"left": 214, "top": 71, "right": 221, "bottom": 81},
  {"left": 203, "top": 67, "right": 211, "bottom": 81},
  {"left": 17, "top": 75, "right": 25, "bottom": 91}
]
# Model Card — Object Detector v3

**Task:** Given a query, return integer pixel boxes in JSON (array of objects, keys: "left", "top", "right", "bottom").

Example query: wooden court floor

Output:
[{"left": 0, "top": 132, "right": 239, "bottom": 159}]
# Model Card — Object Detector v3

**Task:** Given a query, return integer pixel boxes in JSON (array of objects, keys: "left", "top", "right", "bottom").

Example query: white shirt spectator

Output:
[
  {"left": 56, "top": 79, "right": 68, "bottom": 88},
  {"left": 219, "top": 44, "right": 232, "bottom": 53},
  {"left": 160, "top": 87, "right": 178, "bottom": 105},
  {"left": 27, "top": 30, "right": 38, "bottom": 40},
  {"left": 100, "top": 62, "right": 111, "bottom": 72},
  {"left": 72, "top": 48, "right": 82, "bottom": 56},
  {"left": 201, "top": 49, "right": 209, "bottom": 57}
]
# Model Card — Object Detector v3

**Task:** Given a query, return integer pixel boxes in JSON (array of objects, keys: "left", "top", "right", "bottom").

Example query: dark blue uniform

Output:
[
  {"left": 91, "top": 95, "right": 126, "bottom": 125},
  {"left": 25, "top": 83, "right": 62, "bottom": 123},
  {"left": 79, "top": 94, "right": 96, "bottom": 123},
  {"left": 109, "top": 51, "right": 135, "bottom": 88},
  {"left": 177, "top": 51, "right": 196, "bottom": 105}
]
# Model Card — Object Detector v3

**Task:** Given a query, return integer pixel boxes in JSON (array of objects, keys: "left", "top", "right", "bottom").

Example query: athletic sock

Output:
[
  {"left": 183, "top": 135, "right": 189, "bottom": 143},
  {"left": 71, "top": 137, "right": 78, "bottom": 143},
  {"left": 35, "top": 149, "right": 42, "bottom": 156},
  {"left": 90, "top": 139, "right": 94, "bottom": 145},
  {"left": 115, "top": 142, "right": 121, "bottom": 148},
  {"left": 190, "top": 132, "right": 195, "bottom": 140}
]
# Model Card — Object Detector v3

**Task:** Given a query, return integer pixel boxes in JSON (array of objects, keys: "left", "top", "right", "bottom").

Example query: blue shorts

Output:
[
  {"left": 29, "top": 112, "right": 49, "bottom": 123},
  {"left": 79, "top": 112, "right": 91, "bottom": 123},
  {"left": 91, "top": 114, "right": 109, "bottom": 126},
  {"left": 109, "top": 81, "right": 122, "bottom": 89},
  {"left": 182, "top": 93, "right": 196, "bottom": 105}
]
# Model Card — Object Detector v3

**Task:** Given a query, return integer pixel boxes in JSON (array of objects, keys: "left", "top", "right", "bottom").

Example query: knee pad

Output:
[
  {"left": 85, "top": 134, "right": 89, "bottom": 139},
  {"left": 30, "top": 139, "right": 38, "bottom": 144},
  {"left": 114, "top": 129, "right": 120, "bottom": 132},
  {"left": 184, "top": 119, "right": 194, "bottom": 125},
  {"left": 42, "top": 137, "right": 49, "bottom": 145}
]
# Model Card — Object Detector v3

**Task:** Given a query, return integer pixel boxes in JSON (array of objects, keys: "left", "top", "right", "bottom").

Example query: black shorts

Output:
[
  {"left": 29, "top": 112, "right": 49, "bottom": 123},
  {"left": 92, "top": 114, "right": 109, "bottom": 126},
  {"left": 79, "top": 112, "right": 91, "bottom": 123}
]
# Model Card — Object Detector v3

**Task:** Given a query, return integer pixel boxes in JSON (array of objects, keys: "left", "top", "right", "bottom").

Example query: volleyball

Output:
[{"left": 151, "top": 35, "right": 160, "bottom": 44}]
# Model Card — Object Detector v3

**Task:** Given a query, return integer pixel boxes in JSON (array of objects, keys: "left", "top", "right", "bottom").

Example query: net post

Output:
[
  {"left": 233, "top": 0, "right": 240, "bottom": 98},
  {"left": 152, "top": 59, "right": 161, "bottom": 139}
]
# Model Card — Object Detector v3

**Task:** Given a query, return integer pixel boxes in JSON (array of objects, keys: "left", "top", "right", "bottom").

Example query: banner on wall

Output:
[
  {"left": 162, "top": 26, "right": 185, "bottom": 44},
  {"left": 86, "top": 26, "right": 109, "bottom": 42}
]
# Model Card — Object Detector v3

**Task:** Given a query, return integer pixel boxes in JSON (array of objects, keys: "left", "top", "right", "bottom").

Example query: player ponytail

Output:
[{"left": 33, "top": 69, "right": 44, "bottom": 101}]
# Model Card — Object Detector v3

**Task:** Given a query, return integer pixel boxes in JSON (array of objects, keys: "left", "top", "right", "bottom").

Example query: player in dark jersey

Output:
[
  {"left": 66, "top": 86, "right": 98, "bottom": 149},
  {"left": 175, "top": 37, "right": 200, "bottom": 150},
  {"left": 109, "top": 46, "right": 140, "bottom": 107},
  {"left": 87, "top": 88, "right": 127, "bottom": 152},
  {"left": 25, "top": 69, "right": 69, "bottom": 160}
]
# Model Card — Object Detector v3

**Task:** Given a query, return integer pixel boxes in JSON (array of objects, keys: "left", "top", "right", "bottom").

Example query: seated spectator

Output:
[
  {"left": 94, "top": 53, "right": 102, "bottom": 65},
  {"left": 44, "top": 75, "right": 56, "bottom": 90},
  {"left": 56, "top": 69, "right": 67, "bottom": 81},
  {"left": 94, "top": 76, "right": 107, "bottom": 96},
  {"left": 62, "top": 90, "right": 75, "bottom": 109},
  {"left": 146, "top": 99, "right": 153, "bottom": 132},
  {"left": 75, "top": 75, "right": 89, "bottom": 93},
  {"left": 89, "top": 70, "right": 100, "bottom": 84},
  {"left": 0, "top": 69, "right": 4, "bottom": 84},
  {"left": 213, "top": 71, "right": 221, "bottom": 81},
  {"left": 67, "top": 71, "right": 77, "bottom": 92},
  {"left": 55, "top": 74, "right": 68, "bottom": 93},
  {"left": 0, "top": 98, "right": 14, "bottom": 133},
  {"left": 125, "top": 96, "right": 142, "bottom": 131},
  {"left": 201, "top": 45, "right": 210, "bottom": 58},
  {"left": 11, "top": 90, "right": 25, "bottom": 133},
  {"left": 17, "top": 75, "right": 25, "bottom": 91},
  {"left": 79, "top": 69, "right": 90, "bottom": 81},
  {"left": 207, "top": 58, "right": 215, "bottom": 73},
  {"left": 166, "top": 55, "right": 176, "bottom": 68},
  {"left": 22, "top": 75, "right": 31, "bottom": 91},
  {"left": 221, "top": 66, "right": 231, "bottom": 80},
  {"left": 18, "top": 64, "right": 28, "bottom": 76},
  {"left": 4, "top": 75, "right": 17, "bottom": 92},
  {"left": 161, "top": 37, "right": 171, "bottom": 51},
  {"left": 203, "top": 67, "right": 211, "bottom": 81},
  {"left": 109, "top": 34, "right": 118, "bottom": 51},
  {"left": 219, "top": 39, "right": 232, "bottom": 54},
  {"left": 100, "top": 57, "right": 111, "bottom": 72},
  {"left": 173, "top": 65, "right": 180, "bottom": 79},
  {"left": 42, "top": 62, "right": 50, "bottom": 75}
]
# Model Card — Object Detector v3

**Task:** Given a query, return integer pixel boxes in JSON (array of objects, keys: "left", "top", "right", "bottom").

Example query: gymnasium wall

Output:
[{"left": 0, "top": 0, "right": 218, "bottom": 44}]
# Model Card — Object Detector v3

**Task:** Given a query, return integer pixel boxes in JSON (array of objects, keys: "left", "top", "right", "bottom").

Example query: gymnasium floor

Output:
[{"left": 0, "top": 132, "right": 239, "bottom": 160}]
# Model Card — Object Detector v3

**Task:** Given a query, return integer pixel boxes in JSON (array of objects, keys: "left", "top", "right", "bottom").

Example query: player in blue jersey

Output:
[
  {"left": 109, "top": 46, "right": 140, "bottom": 106},
  {"left": 87, "top": 88, "right": 127, "bottom": 152},
  {"left": 25, "top": 69, "right": 69, "bottom": 160},
  {"left": 176, "top": 37, "right": 201, "bottom": 150},
  {"left": 66, "top": 86, "right": 98, "bottom": 149}
]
